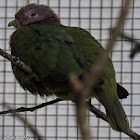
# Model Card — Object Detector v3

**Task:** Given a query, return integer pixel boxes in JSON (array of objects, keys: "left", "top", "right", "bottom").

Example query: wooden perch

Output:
[{"left": 0, "top": 48, "right": 32, "bottom": 74}]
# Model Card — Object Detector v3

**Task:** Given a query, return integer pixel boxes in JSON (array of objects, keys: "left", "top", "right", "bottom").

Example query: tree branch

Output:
[
  {"left": 0, "top": 48, "right": 32, "bottom": 74},
  {"left": 81, "top": 0, "right": 132, "bottom": 98},
  {"left": 120, "top": 33, "right": 140, "bottom": 58},
  {"left": 1, "top": 99, "right": 140, "bottom": 140},
  {"left": 0, "top": 98, "right": 62, "bottom": 115},
  {"left": 110, "top": 30, "right": 140, "bottom": 58},
  {"left": 69, "top": 74, "right": 92, "bottom": 140}
]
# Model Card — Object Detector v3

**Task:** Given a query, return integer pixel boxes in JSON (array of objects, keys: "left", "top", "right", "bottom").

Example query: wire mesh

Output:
[{"left": 0, "top": 0, "right": 140, "bottom": 140}]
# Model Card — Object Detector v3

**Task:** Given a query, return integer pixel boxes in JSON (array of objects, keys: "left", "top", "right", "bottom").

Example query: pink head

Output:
[{"left": 8, "top": 3, "right": 60, "bottom": 29}]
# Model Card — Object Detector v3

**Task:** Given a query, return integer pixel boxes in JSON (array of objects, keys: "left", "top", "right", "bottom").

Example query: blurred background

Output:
[{"left": 0, "top": 0, "right": 140, "bottom": 139}]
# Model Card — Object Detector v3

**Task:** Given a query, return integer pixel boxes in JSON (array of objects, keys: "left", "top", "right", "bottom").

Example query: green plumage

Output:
[{"left": 10, "top": 22, "right": 130, "bottom": 133}]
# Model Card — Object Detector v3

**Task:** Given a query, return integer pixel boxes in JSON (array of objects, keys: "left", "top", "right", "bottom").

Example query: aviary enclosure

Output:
[{"left": 0, "top": 0, "right": 140, "bottom": 140}]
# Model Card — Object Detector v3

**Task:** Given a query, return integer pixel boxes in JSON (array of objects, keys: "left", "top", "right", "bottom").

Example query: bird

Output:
[{"left": 8, "top": 3, "right": 130, "bottom": 133}]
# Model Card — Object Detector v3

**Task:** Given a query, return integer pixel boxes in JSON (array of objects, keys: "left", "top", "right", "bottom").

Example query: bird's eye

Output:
[{"left": 29, "top": 13, "right": 38, "bottom": 18}]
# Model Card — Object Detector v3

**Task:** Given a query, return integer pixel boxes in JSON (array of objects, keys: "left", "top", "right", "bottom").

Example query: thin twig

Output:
[
  {"left": 120, "top": 33, "right": 140, "bottom": 58},
  {"left": 3, "top": 103, "right": 43, "bottom": 140},
  {"left": 82, "top": 0, "right": 132, "bottom": 97},
  {"left": 87, "top": 102, "right": 108, "bottom": 122},
  {"left": 111, "top": 30, "right": 140, "bottom": 58},
  {"left": 0, "top": 98, "right": 62, "bottom": 115},
  {"left": 69, "top": 74, "right": 92, "bottom": 140}
]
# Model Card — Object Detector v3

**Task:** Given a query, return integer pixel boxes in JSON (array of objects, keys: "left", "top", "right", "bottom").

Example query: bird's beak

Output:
[{"left": 8, "top": 19, "right": 21, "bottom": 29}]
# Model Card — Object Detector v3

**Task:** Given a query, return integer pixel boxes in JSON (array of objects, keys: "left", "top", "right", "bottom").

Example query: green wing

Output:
[
  {"left": 11, "top": 23, "right": 83, "bottom": 81},
  {"left": 64, "top": 26, "right": 105, "bottom": 69},
  {"left": 64, "top": 26, "right": 129, "bottom": 132}
]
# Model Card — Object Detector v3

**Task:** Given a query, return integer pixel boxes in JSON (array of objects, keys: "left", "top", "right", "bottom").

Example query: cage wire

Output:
[{"left": 0, "top": 0, "right": 140, "bottom": 140}]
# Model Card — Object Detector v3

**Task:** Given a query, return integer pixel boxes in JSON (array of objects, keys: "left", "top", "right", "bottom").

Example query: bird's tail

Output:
[{"left": 95, "top": 91, "right": 130, "bottom": 133}]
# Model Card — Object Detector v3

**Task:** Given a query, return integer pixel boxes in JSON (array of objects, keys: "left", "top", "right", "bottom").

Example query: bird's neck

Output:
[{"left": 42, "top": 17, "right": 60, "bottom": 23}]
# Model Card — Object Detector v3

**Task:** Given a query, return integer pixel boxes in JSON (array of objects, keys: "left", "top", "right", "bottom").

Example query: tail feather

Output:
[
  {"left": 117, "top": 83, "right": 129, "bottom": 99},
  {"left": 95, "top": 90, "right": 129, "bottom": 132},
  {"left": 107, "top": 98, "right": 129, "bottom": 132}
]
